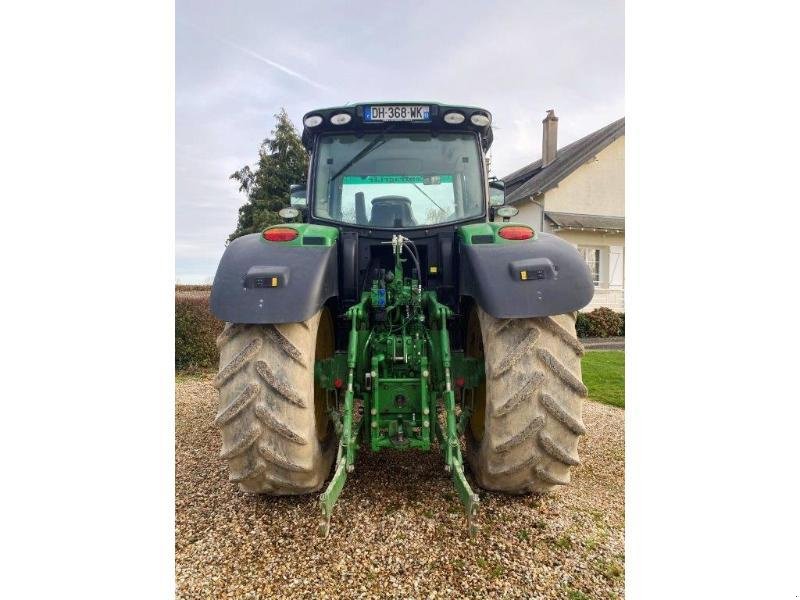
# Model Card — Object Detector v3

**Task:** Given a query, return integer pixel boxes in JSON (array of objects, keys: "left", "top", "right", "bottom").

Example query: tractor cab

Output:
[
  {"left": 285, "top": 103, "right": 508, "bottom": 315},
  {"left": 292, "top": 102, "right": 503, "bottom": 228}
]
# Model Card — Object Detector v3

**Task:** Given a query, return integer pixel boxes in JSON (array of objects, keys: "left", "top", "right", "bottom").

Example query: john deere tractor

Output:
[{"left": 209, "top": 102, "right": 594, "bottom": 536}]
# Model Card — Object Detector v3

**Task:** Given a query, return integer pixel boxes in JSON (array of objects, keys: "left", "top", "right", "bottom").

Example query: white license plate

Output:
[{"left": 364, "top": 105, "right": 430, "bottom": 122}]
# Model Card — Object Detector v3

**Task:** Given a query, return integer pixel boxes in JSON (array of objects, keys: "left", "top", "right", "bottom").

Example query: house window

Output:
[{"left": 580, "top": 247, "right": 601, "bottom": 286}]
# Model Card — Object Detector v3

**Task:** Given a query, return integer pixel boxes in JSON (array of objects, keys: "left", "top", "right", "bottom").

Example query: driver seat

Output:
[{"left": 369, "top": 196, "right": 417, "bottom": 227}]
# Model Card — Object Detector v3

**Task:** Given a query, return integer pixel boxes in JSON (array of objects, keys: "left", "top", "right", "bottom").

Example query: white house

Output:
[{"left": 502, "top": 111, "right": 625, "bottom": 312}]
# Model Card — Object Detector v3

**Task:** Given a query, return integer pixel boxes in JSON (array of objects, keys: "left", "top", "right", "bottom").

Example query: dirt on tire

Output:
[
  {"left": 213, "top": 311, "right": 335, "bottom": 494},
  {"left": 466, "top": 307, "right": 587, "bottom": 493}
]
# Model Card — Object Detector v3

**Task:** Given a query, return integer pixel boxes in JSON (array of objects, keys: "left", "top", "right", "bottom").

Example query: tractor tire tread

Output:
[
  {"left": 214, "top": 312, "right": 335, "bottom": 495},
  {"left": 466, "top": 308, "right": 586, "bottom": 493}
]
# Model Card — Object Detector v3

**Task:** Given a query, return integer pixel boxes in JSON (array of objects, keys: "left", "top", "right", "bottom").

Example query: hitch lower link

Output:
[
  {"left": 432, "top": 303, "right": 480, "bottom": 538},
  {"left": 318, "top": 305, "right": 361, "bottom": 538},
  {"left": 316, "top": 302, "right": 482, "bottom": 538}
]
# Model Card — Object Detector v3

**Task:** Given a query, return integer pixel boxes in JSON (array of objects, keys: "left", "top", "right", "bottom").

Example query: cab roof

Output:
[{"left": 300, "top": 102, "right": 494, "bottom": 151}]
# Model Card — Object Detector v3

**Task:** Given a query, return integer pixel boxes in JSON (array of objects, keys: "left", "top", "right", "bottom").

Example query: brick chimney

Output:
[{"left": 542, "top": 109, "right": 558, "bottom": 167}]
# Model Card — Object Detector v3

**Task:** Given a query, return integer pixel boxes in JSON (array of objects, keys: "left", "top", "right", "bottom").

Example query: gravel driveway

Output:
[{"left": 176, "top": 375, "right": 624, "bottom": 599}]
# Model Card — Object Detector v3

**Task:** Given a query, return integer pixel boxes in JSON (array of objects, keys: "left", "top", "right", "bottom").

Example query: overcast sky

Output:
[{"left": 176, "top": 0, "right": 624, "bottom": 283}]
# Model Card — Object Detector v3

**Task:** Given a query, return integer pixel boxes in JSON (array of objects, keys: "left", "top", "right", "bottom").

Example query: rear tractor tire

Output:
[
  {"left": 465, "top": 306, "right": 588, "bottom": 493},
  {"left": 213, "top": 309, "right": 336, "bottom": 494}
]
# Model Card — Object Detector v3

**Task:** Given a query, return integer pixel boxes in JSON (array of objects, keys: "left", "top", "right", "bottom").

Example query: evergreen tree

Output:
[{"left": 228, "top": 109, "right": 309, "bottom": 241}]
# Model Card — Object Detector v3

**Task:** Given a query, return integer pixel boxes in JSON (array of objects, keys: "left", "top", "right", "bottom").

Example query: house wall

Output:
[
  {"left": 543, "top": 136, "right": 625, "bottom": 217},
  {"left": 514, "top": 200, "right": 544, "bottom": 231},
  {"left": 556, "top": 230, "right": 624, "bottom": 312},
  {"left": 509, "top": 134, "right": 625, "bottom": 313}
]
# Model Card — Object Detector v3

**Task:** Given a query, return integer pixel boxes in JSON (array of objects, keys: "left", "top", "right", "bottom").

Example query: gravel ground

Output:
[
  {"left": 176, "top": 374, "right": 624, "bottom": 599},
  {"left": 581, "top": 337, "right": 625, "bottom": 351}
]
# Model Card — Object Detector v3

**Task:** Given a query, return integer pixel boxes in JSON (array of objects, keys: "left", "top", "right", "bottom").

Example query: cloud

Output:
[
  {"left": 212, "top": 36, "right": 331, "bottom": 92},
  {"left": 179, "top": 19, "right": 330, "bottom": 92}
]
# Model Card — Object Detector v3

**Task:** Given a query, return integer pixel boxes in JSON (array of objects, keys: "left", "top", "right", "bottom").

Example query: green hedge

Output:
[
  {"left": 175, "top": 292, "right": 223, "bottom": 371},
  {"left": 576, "top": 307, "right": 625, "bottom": 338}
]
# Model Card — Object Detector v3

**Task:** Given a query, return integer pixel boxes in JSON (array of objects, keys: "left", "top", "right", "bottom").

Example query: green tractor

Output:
[{"left": 209, "top": 102, "right": 594, "bottom": 537}]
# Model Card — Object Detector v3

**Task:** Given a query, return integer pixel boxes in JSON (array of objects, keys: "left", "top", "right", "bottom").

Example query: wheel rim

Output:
[
  {"left": 465, "top": 307, "right": 487, "bottom": 442},
  {"left": 314, "top": 308, "right": 335, "bottom": 442}
]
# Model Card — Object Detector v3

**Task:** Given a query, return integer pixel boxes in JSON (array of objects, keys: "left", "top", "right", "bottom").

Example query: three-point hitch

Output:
[{"left": 315, "top": 235, "right": 484, "bottom": 536}]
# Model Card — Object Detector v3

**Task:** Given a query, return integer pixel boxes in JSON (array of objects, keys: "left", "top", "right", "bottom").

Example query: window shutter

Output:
[{"left": 609, "top": 245, "right": 624, "bottom": 289}]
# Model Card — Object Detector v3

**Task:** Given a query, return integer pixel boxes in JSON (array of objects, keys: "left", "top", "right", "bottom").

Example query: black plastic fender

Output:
[
  {"left": 210, "top": 233, "right": 338, "bottom": 324},
  {"left": 459, "top": 232, "right": 594, "bottom": 318}
]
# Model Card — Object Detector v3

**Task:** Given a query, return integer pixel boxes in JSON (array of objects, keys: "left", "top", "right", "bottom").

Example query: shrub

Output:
[
  {"left": 175, "top": 284, "right": 212, "bottom": 292},
  {"left": 175, "top": 292, "right": 223, "bottom": 371},
  {"left": 575, "top": 308, "right": 624, "bottom": 338},
  {"left": 587, "top": 307, "right": 623, "bottom": 337},
  {"left": 575, "top": 312, "right": 592, "bottom": 338}
]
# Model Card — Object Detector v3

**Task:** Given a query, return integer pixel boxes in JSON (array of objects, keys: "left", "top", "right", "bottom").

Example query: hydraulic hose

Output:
[{"left": 402, "top": 241, "right": 422, "bottom": 280}]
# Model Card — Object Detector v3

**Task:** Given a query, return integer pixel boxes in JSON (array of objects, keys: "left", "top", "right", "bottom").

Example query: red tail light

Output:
[
  {"left": 263, "top": 227, "right": 298, "bottom": 242},
  {"left": 498, "top": 226, "right": 534, "bottom": 240}
]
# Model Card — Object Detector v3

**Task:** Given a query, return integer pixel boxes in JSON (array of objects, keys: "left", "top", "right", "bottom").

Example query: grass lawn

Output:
[{"left": 581, "top": 351, "right": 625, "bottom": 408}]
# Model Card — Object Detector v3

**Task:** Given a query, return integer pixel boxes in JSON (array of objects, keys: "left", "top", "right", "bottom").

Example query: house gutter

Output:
[{"left": 525, "top": 192, "right": 545, "bottom": 232}]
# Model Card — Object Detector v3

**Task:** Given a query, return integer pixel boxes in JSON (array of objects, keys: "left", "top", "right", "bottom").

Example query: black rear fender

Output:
[
  {"left": 458, "top": 231, "right": 594, "bottom": 319},
  {"left": 210, "top": 232, "right": 338, "bottom": 324}
]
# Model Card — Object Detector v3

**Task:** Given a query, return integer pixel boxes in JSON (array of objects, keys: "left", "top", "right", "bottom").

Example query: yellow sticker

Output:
[
  {"left": 271, "top": 277, "right": 278, "bottom": 287},
  {"left": 520, "top": 270, "right": 528, "bottom": 281},
  {"left": 429, "top": 266, "right": 438, "bottom": 274}
]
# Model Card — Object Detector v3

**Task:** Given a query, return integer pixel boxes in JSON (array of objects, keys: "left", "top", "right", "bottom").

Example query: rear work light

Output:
[
  {"left": 330, "top": 112, "right": 352, "bottom": 125},
  {"left": 498, "top": 226, "right": 534, "bottom": 240},
  {"left": 443, "top": 111, "right": 465, "bottom": 124},
  {"left": 470, "top": 113, "right": 491, "bottom": 127},
  {"left": 263, "top": 227, "right": 298, "bottom": 242}
]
